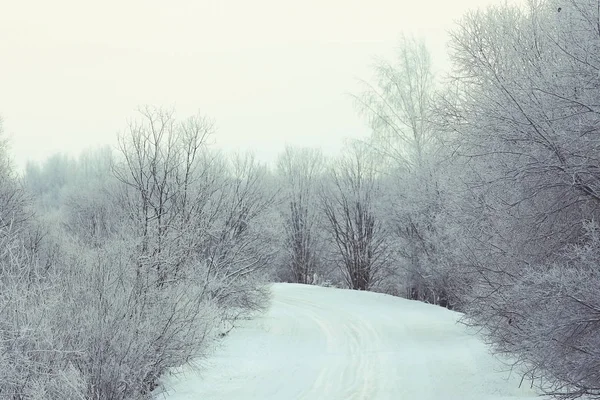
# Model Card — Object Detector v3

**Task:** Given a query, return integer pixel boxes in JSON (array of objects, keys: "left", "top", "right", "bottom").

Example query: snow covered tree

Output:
[
  {"left": 9, "top": 107, "right": 276, "bottom": 399},
  {"left": 196, "top": 151, "right": 277, "bottom": 312},
  {"left": 61, "top": 147, "right": 121, "bottom": 247},
  {"left": 355, "top": 36, "right": 459, "bottom": 305},
  {"left": 443, "top": 0, "right": 600, "bottom": 396},
  {"left": 356, "top": 34, "right": 435, "bottom": 171},
  {"left": 0, "top": 118, "right": 91, "bottom": 399},
  {"left": 320, "top": 143, "right": 389, "bottom": 290},
  {"left": 113, "top": 106, "right": 214, "bottom": 285},
  {"left": 276, "top": 146, "right": 325, "bottom": 284},
  {"left": 0, "top": 118, "right": 28, "bottom": 231}
]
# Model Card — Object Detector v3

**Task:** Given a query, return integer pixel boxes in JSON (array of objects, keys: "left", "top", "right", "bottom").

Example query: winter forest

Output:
[{"left": 2, "top": 0, "right": 600, "bottom": 399}]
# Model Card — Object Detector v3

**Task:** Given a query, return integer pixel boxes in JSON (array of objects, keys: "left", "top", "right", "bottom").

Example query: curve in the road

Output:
[{"left": 156, "top": 283, "right": 542, "bottom": 400}]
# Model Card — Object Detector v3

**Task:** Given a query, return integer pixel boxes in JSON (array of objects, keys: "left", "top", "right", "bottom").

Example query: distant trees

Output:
[
  {"left": 62, "top": 147, "right": 119, "bottom": 247},
  {"left": 356, "top": 34, "right": 435, "bottom": 171},
  {"left": 320, "top": 143, "right": 389, "bottom": 291},
  {"left": 277, "top": 146, "right": 324, "bottom": 284},
  {"left": 0, "top": 118, "right": 87, "bottom": 398},
  {"left": 0, "top": 118, "right": 28, "bottom": 231},
  {"left": 355, "top": 35, "right": 458, "bottom": 305}
]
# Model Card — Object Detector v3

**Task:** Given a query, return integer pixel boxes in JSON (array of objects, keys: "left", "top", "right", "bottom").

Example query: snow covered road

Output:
[{"left": 157, "top": 283, "right": 541, "bottom": 400}]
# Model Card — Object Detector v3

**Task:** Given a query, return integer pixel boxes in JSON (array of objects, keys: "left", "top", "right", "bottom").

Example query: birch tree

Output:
[
  {"left": 355, "top": 36, "right": 458, "bottom": 304},
  {"left": 356, "top": 34, "right": 435, "bottom": 171}
]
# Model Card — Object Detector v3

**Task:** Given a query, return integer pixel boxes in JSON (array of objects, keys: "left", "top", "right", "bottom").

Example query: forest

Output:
[{"left": 2, "top": 0, "right": 600, "bottom": 398}]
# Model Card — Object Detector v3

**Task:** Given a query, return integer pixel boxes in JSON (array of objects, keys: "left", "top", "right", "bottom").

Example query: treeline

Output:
[{"left": 2, "top": 0, "right": 600, "bottom": 398}]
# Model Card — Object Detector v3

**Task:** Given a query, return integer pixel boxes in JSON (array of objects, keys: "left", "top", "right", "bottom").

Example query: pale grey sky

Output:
[{"left": 1, "top": 0, "right": 507, "bottom": 169}]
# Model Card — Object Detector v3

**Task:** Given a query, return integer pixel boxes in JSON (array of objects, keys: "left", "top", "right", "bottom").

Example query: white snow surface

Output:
[{"left": 156, "top": 283, "right": 542, "bottom": 400}]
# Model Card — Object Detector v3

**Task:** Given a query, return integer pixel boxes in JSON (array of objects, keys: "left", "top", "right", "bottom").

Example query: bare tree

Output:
[
  {"left": 277, "top": 146, "right": 325, "bottom": 284},
  {"left": 355, "top": 34, "right": 436, "bottom": 171},
  {"left": 0, "top": 118, "right": 28, "bottom": 231},
  {"left": 320, "top": 143, "right": 389, "bottom": 290},
  {"left": 114, "top": 106, "right": 214, "bottom": 285},
  {"left": 197, "top": 152, "right": 277, "bottom": 312},
  {"left": 354, "top": 36, "right": 459, "bottom": 305}
]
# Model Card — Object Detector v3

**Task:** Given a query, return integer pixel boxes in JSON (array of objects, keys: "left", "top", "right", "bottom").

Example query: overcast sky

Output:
[{"left": 1, "top": 0, "right": 509, "bottom": 169}]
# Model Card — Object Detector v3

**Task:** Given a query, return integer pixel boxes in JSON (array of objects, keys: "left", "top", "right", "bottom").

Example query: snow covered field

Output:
[{"left": 156, "top": 283, "right": 541, "bottom": 400}]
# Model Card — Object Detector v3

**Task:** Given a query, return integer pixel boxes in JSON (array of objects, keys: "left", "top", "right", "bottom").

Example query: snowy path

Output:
[{"left": 156, "top": 283, "right": 541, "bottom": 400}]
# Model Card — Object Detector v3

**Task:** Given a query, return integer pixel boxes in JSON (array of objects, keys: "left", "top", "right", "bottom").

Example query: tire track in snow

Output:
[
  {"left": 275, "top": 289, "right": 385, "bottom": 399},
  {"left": 157, "top": 283, "right": 543, "bottom": 400}
]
